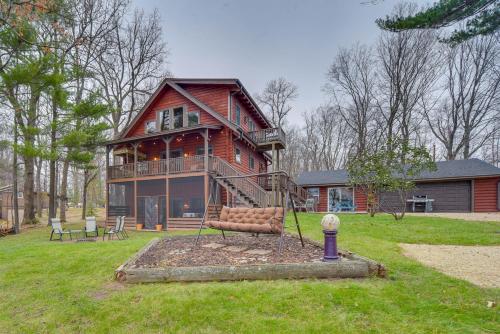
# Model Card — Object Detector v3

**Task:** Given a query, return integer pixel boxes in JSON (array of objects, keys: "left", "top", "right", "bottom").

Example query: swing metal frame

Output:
[{"left": 194, "top": 171, "right": 305, "bottom": 254}]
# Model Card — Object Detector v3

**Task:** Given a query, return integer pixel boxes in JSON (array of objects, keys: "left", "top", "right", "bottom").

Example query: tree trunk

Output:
[
  {"left": 59, "top": 159, "right": 70, "bottom": 222},
  {"left": 22, "top": 155, "right": 36, "bottom": 224},
  {"left": 36, "top": 157, "right": 43, "bottom": 218},
  {"left": 12, "top": 121, "right": 20, "bottom": 234},
  {"left": 82, "top": 170, "right": 88, "bottom": 220},
  {"left": 48, "top": 101, "right": 58, "bottom": 225}
]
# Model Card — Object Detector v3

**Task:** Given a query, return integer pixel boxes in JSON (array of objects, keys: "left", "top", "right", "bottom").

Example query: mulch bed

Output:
[{"left": 133, "top": 234, "right": 327, "bottom": 268}]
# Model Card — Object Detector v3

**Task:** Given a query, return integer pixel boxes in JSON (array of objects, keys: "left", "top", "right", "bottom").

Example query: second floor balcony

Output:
[
  {"left": 108, "top": 155, "right": 207, "bottom": 180},
  {"left": 247, "top": 127, "right": 286, "bottom": 150}
]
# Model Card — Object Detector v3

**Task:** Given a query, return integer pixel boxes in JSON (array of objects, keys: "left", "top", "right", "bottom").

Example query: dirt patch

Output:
[
  {"left": 400, "top": 243, "right": 500, "bottom": 288},
  {"left": 90, "top": 282, "right": 126, "bottom": 300},
  {"left": 133, "top": 234, "right": 325, "bottom": 268}
]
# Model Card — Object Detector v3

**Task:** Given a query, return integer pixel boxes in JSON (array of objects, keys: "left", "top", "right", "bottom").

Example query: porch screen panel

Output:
[
  {"left": 169, "top": 176, "right": 204, "bottom": 218},
  {"left": 137, "top": 180, "right": 167, "bottom": 229},
  {"left": 108, "top": 182, "right": 134, "bottom": 216}
]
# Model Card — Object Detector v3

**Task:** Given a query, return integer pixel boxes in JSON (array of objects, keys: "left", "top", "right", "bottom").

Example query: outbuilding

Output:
[{"left": 296, "top": 159, "right": 500, "bottom": 213}]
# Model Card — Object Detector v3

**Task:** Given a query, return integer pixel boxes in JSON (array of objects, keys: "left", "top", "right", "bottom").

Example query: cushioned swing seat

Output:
[{"left": 205, "top": 206, "right": 284, "bottom": 234}]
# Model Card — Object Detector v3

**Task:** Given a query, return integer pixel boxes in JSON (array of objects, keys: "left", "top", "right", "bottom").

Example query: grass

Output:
[{"left": 0, "top": 210, "right": 499, "bottom": 333}]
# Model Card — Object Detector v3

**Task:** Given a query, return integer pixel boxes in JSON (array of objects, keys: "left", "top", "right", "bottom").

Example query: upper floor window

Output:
[
  {"left": 173, "top": 107, "right": 184, "bottom": 129},
  {"left": 235, "top": 105, "right": 241, "bottom": 126},
  {"left": 235, "top": 147, "right": 241, "bottom": 164},
  {"left": 249, "top": 155, "right": 255, "bottom": 170},
  {"left": 158, "top": 109, "right": 170, "bottom": 130},
  {"left": 248, "top": 119, "right": 255, "bottom": 132},
  {"left": 188, "top": 111, "right": 200, "bottom": 127},
  {"left": 145, "top": 120, "right": 157, "bottom": 133}
]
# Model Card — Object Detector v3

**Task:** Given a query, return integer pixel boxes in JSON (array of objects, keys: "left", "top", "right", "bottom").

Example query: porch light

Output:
[
  {"left": 321, "top": 214, "right": 340, "bottom": 261},
  {"left": 153, "top": 157, "right": 158, "bottom": 161},
  {"left": 184, "top": 153, "right": 188, "bottom": 157},
  {"left": 183, "top": 203, "right": 189, "bottom": 209}
]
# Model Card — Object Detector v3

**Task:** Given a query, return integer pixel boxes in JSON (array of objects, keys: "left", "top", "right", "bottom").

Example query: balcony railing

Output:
[
  {"left": 248, "top": 127, "right": 286, "bottom": 146},
  {"left": 107, "top": 155, "right": 206, "bottom": 180}
]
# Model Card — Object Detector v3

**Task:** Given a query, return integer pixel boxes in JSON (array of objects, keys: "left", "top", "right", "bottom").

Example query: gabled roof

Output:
[
  {"left": 297, "top": 159, "right": 500, "bottom": 186},
  {"left": 120, "top": 78, "right": 271, "bottom": 139}
]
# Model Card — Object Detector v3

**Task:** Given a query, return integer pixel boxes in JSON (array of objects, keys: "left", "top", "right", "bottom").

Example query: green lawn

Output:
[{"left": 0, "top": 213, "right": 499, "bottom": 333}]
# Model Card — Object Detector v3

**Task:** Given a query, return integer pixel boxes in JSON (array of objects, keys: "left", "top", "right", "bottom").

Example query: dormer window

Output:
[
  {"left": 145, "top": 120, "right": 157, "bottom": 133},
  {"left": 235, "top": 105, "right": 241, "bottom": 126}
]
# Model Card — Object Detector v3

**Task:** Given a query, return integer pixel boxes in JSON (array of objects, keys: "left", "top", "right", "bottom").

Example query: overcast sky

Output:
[{"left": 133, "top": 0, "right": 419, "bottom": 123}]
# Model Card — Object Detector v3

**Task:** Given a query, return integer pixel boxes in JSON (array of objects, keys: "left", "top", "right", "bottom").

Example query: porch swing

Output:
[{"left": 194, "top": 172, "right": 305, "bottom": 253}]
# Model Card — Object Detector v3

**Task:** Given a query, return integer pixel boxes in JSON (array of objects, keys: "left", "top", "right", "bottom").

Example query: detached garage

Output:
[{"left": 297, "top": 159, "right": 500, "bottom": 213}]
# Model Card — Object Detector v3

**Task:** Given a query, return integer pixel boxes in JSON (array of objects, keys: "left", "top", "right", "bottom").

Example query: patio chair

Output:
[
  {"left": 103, "top": 216, "right": 126, "bottom": 240},
  {"left": 84, "top": 216, "right": 99, "bottom": 238},
  {"left": 305, "top": 198, "right": 316, "bottom": 212},
  {"left": 50, "top": 219, "right": 73, "bottom": 241}
]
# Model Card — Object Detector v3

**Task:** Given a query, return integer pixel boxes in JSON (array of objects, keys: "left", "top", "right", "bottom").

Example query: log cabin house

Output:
[
  {"left": 105, "top": 78, "right": 307, "bottom": 230},
  {"left": 297, "top": 159, "right": 500, "bottom": 213}
]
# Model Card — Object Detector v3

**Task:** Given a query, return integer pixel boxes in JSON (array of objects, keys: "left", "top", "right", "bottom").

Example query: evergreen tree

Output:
[{"left": 377, "top": 0, "right": 499, "bottom": 44}]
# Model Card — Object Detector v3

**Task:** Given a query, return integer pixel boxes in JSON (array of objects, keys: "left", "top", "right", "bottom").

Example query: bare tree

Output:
[
  {"left": 376, "top": 3, "right": 440, "bottom": 147},
  {"left": 94, "top": 8, "right": 169, "bottom": 138},
  {"left": 255, "top": 77, "right": 298, "bottom": 128},
  {"left": 423, "top": 34, "right": 499, "bottom": 160},
  {"left": 326, "top": 43, "right": 378, "bottom": 156}
]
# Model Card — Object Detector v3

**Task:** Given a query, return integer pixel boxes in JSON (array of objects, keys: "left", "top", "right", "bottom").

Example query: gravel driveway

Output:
[{"left": 400, "top": 243, "right": 500, "bottom": 288}]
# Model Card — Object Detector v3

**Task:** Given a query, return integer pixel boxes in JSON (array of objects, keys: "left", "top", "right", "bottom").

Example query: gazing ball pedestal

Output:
[{"left": 321, "top": 214, "right": 340, "bottom": 261}]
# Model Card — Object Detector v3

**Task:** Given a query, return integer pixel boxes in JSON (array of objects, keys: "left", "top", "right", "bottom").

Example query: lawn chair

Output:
[
  {"left": 84, "top": 216, "right": 99, "bottom": 238},
  {"left": 50, "top": 218, "right": 73, "bottom": 241},
  {"left": 305, "top": 198, "right": 316, "bottom": 212},
  {"left": 103, "top": 216, "right": 126, "bottom": 240},
  {"left": 118, "top": 216, "right": 128, "bottom": 239}
]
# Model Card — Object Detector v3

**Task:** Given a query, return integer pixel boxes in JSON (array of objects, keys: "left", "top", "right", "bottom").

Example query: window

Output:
[
  {"left": 145, "top": 120, "right": 157, "bottom": 133},
  {"left": 235, "top": 147, "right": 241, "bottom": 164},
  {"left": 17, "top": 191, "right": 23, "bottom": 199},
  {"left": 158, "top": 109, "right": 170, "bottom": 130},
  {"left": 196, "top": 145, "right": 213, "bottom": 156},
  {"left": 307, "top": 187, "right": 319, "bottom": 204},
  {"left": 235, "top": 105, "right": 241, "bottom": 126},
  {"left": 173, "top": 107, "right": 184, "bottom": 129},
  {"left": 249, "top": 155, "right": 255, "bottom": 170},
  {"left": 248, "top": 119, "right": 255, "bottom": 132},
  {"left": 328, "top": 187, "right": 354, "bottom": 212},
  {"left": 188, "top": 111, "right": 200, "bottom": 126}
]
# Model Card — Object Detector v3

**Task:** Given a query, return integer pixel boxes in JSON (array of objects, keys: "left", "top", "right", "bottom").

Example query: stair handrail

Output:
[{"left": 209, "top": 156, "right": 270, "bottom": 207}]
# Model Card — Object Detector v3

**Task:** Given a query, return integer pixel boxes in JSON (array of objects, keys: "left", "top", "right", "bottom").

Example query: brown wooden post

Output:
[
  {"left": 105, "top": 145, "right": 110, "bottom": 180},
  {"left": 133, "top": 142, "right": 139, "bottom": 177},
  {"left": 271, "top": 142, "right": 276, "bottom": 206},
  {"left": 162, "top": 136, "right": 172, "bottom": 174},
  {"left": 200, "top": 129, "right": 209, "bottom": 171}
]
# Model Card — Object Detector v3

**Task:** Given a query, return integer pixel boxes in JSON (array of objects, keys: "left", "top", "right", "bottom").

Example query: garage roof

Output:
[{"left": 297, "top": 158, "right": 500, "bottom": 186}]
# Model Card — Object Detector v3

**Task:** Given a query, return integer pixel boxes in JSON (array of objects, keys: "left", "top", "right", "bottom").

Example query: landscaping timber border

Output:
[{"left": 115, "top": 237, "right": 387, "bottom": 283}]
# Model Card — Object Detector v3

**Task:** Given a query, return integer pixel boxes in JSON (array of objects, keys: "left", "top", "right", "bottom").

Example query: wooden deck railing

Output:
[
  {"left": 209, "top": 156, "right": 270, "bottom": 208},
  {"left": 108, "top": 163, "right": 134, "bottom": 179},
  {"left": 107, "top": 155, "right": 206, "bottom": 180},
  {"left": 248, "top": 127, "right": 286, "bottom": 145}
]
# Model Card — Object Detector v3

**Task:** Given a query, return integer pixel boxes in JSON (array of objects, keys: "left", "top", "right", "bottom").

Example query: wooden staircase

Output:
[{"left": 208, "top": 156, "right": 308, "bottom": 208}]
